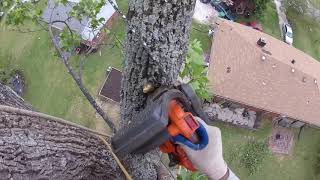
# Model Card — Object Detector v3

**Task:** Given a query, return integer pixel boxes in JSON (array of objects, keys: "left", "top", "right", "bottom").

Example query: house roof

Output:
[
  {"left": 208, "top": 19, "right": 320, "bottom": 126},
  {"left": 42, "top": 0, "right": 116, "bottom": 41},
  {"left": 99, "top": 68, "right": 122, "bottom": 103}
]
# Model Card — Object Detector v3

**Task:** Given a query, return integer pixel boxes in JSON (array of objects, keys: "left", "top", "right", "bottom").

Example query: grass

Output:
[
  {"left": 0, "top": 0, "right": 129, "bottom": 130},
  {"left": 286, "top": 8, "right": 320, "bottom": 60},
  {"left": 216, "top": 120, "right": 320, "bottom": 180},
  {"left": 259, "top": 1, "right": 282, "bottom": 39},
  {"left": 0, "top": 20, "right": 125, "bottom": 129},
  {"left": 310, "top": 0, "right": 320, "bottom": 9},
  {"left": 190, "top": 22, "right": 212, "bottom": 52},
  {"left": 236, "top": 1, "right": 281, "bottom": 39}
]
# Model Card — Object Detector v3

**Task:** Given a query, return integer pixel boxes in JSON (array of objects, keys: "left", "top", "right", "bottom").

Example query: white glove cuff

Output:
[
  {"left": 227, "top": 168, "right": 239, "bottom": 180},
  {"left": 206, "top": 160, "right": 228, "bottom": 180}
]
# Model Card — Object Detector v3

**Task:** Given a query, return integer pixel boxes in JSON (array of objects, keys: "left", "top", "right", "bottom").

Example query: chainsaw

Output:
[{"left": 112, "top": 84, "right": 210, "bottom": 171}]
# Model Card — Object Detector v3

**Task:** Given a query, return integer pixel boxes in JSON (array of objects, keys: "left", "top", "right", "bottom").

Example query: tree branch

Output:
[
  {"left": 7, "top": 27, "right": 46, "bottom": 33},
  {"left": 48, "top": 18, "right": 117, "bottom": 133}
]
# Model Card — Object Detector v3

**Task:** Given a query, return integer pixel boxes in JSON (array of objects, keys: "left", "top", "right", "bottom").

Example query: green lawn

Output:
[
  {"left": 259, "top": 1, "right": 281, "bottom": 39},
  {"left": 216, "top": 121, "right": 320, "bottom": 180},
  {"left": 190, "top": 22, "right": 212, "bottom": 52},
  {"left": 310, "top": 0, "right": 320, "bottom": 9},
  {"left": 0, "top": 20, "right": 125, "bottom": 129},
  {"left": 286, "top": 8, "right": 320, "bottom": 60}
]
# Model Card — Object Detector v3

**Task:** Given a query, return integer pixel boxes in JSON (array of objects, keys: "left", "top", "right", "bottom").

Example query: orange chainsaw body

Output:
[
  {"left": 112, "top": 85, "right": 209, "bottom": 172},
  {"left": 159, "top": 100, "right": 200, "bottom": 171}
]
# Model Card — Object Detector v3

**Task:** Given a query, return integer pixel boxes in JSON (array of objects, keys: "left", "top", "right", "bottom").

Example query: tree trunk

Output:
[
  {"left": 120, "top": 0, "right": 196, "bottom": 179},
  {"left": 0, "top": 84, "right": 125, "bottom": 179}
]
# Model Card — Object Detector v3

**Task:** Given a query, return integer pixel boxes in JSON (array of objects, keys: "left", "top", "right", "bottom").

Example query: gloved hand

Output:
[{"left": 178, "top": 117, "right": 238, "bottom": 180}]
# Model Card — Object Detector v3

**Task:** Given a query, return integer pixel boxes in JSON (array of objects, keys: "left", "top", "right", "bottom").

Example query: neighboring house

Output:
[
  {"left": 42, "top": 0, "right": 118, "bottom": 49},
  {"left": 208, "top": 19, "right": 320, "bottom": 128}
]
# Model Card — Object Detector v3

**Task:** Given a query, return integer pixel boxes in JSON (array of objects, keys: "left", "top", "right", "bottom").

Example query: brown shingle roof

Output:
[{"left": 208, "top": 19, "right": 320, "bottom": 126}]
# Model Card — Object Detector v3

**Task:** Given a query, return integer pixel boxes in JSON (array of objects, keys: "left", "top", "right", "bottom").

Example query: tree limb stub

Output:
[{"left": 120, "top": 0, "right": 196, "bottom": 179}]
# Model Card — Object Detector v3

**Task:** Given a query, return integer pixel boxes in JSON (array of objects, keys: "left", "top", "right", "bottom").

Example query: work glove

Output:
[{"left": 177, "top": 117, "right": 239, "bottom": 180}]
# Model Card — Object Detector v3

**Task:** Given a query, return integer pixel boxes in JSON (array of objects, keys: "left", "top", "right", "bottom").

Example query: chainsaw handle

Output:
[{"left": 173, "top": 123, "right": 209, "bottom": 150}]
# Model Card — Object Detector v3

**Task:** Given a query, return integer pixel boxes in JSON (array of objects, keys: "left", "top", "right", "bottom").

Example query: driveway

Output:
[
  {"left": 193, "top": 0, "right": 218, "bottom": 24},
  {"left": 274, "top": 0, "right": 287, "bottom": 37}
]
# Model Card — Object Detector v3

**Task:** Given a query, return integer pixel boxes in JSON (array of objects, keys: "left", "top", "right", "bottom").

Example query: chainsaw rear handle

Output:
[{"left": 173, "top": 122, "right": 209, "bottom": 150}]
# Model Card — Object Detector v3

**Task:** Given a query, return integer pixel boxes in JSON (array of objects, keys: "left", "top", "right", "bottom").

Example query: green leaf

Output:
[
  {"left": 177, "top": 168, "right": 208, "bottom": 180},
  {"left": 59, "top": 29, "right": 81, "bottom": 52},
  {"left": 180, "top": 39, "right": 212, "bottom": 100},
  {"left": 190, "top": 81, "right": 200, "bottom": 90}
]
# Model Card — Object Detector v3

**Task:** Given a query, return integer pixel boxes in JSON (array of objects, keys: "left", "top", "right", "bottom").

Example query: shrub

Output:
[
  {"left": 0, "top": 67, "right": 24, "bottom": 85},
  {"left": 177, "top": 168, "right": 208, "bottom": 180}
]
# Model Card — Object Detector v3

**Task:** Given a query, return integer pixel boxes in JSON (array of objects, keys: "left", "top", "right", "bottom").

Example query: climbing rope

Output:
[
  {"left": 98, "top": 136, "right": 133, "bottom": 180},
  {"left": 0, "top": 105, "right": 133, "bottom": 180}
]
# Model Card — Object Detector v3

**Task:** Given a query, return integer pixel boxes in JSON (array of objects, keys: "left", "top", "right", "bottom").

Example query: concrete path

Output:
[
  {"left": 193, "top": 0, "right": 218, "bottom": 25},
  {"left": 274, "top": 0, "right": 287, "bottom": 37}
]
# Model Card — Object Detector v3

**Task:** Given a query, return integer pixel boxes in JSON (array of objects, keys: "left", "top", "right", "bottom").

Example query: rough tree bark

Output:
[
  {"left": 120, "top": 0, "right": 196, "bottom": 179},
  {"left": 0, "top": 83, "right": 125, "bottom": 179}
]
